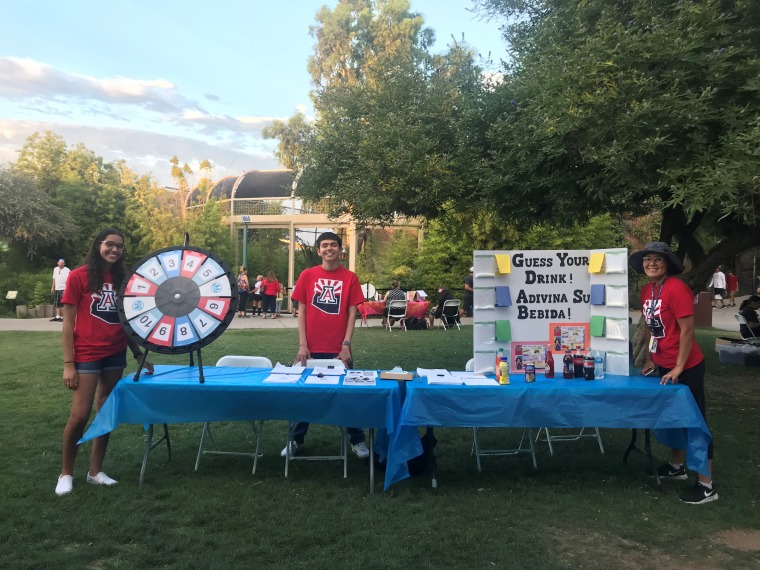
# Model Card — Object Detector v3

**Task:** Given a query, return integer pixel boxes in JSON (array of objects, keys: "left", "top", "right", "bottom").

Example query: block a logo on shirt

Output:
[
  {"left": 311, "top": 278, "right": 343, "bottom": 315},
  {"left": 642, "top": 299, "right": 665, "bottom": 339},
  {"left": 90, "top": 283, "right": 120, "bottom": 324}
]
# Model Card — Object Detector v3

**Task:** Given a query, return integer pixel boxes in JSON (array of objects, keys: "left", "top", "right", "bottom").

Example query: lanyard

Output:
[{"left": 646, "top": 278, "right": 667, "bottom": 323}]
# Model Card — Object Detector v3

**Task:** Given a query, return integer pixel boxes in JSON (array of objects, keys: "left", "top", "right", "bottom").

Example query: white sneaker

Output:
[
  {"left": 55, "top": 474, "right": 73, "bottom": 495},
  {"left": 351, "top": 442, "right": 370, "bottom": 459},
  {"left": 86, "top": 471, "right": 118, "bottom": 486},
  {"left": 280, "top": 441, "right": 302, "bottom": 457}
]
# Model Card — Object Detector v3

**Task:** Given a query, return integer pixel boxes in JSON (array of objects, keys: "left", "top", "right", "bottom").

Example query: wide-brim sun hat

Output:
[{"left": 629, "top": 242, "right": 683, "bottom": 275}]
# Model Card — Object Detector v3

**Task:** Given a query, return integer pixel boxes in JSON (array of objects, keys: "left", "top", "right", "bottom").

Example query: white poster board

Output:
[{"left": 472, "top": 249, "right": 629, "bottom": 376}]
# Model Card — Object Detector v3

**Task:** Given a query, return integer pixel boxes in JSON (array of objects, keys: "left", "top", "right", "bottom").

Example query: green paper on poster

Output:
[
  {"left": 590, "top": 315, "right": 606, "bottom": 337},
  {"left": 495, "top": 320, "right": 511, "bottom": 341}
]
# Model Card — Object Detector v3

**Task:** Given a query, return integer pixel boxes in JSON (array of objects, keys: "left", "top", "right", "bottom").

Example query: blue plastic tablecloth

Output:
[
  {"left": 385, "top": 374, "right": 712, "bottom": 489},
  {"left": 80, "top": 365, "right": 407, "bottom": 464}
]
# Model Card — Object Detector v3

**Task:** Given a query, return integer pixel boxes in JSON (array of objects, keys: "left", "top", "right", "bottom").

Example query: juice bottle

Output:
[
  {"left": 562, "top": 350, "right": 573, "bottom": 379},
  {"left": 499, "top": 360, "right": 510, "bottom": 385}
]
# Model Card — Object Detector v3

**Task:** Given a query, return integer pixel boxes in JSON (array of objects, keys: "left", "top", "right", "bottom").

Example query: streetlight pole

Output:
[{"left": 242, "top": 215, "right": 251, "bottom": 268}]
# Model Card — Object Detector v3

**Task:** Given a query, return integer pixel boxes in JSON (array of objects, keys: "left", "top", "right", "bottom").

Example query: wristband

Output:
[
  {"left": 64, "top": 360, "right": 74, "bottom": 364},
  {"left": 342, "top": 341, "right": 351, "bottom": 347}
]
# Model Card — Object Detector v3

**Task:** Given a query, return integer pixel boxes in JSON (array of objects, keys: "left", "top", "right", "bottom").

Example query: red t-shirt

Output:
[
  {"left": 640, "top": 277, "right": 703, "bottom": 370},
  {"left": 726, "top": 274, "right": 738, "bottom": 292},
  {"left": 262, "top": 279, "right": 280, "bottom": 296},
  {"left": 292, "top": 265, "right": 365, "bottom": 354},
  {"left": 61, "top": 266, "right": 127, "bottom": 362}
]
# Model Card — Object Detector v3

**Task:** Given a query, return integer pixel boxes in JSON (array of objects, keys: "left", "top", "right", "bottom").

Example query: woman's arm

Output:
[{"left": 61, "top": 304, "right": 77, "bottom": 388}]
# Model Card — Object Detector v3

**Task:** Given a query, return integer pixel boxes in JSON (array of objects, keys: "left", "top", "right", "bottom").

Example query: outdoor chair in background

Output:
[
  {"left": 386, "top": 299, "right": 408, "bottom": 331},
  {"left": 284, "top": 358, "right": 349, "bottom": 478},
  {"left": 195, "top": 355, "right": 272, "bottom": 474},
  {"left": 438, "top": 299, "right": 461, "bottom": 330},
  {"left": 735, "top": 314, "right": 760, "bottom": 345}
]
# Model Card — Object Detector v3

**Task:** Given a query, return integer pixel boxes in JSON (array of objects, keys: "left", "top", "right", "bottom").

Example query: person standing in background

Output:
[
  {"left": 260, "top": 271, "right": 281, "bottom": 319},
  {"left": 251, "top": 274, "right": 263, "bottom": 316},
  {"left": 463, "top": 267, "right": 474, "bottom": 317},
  {"left": 236, "top": 266, "right": 249, "bottom": 318},
  {"left": 726, "top": 270, "right": 738, "bottom": 308},
  {"left": 51, "top": 258, "right": 70, "bottom": 322}
]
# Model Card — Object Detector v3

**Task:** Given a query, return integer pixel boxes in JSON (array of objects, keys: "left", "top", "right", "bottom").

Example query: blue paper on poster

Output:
[
  {"left": 590, "top": 284, "right": 606, "bottom": 305},
  {"left": 495, "top": 286, "right": 512, "bottom": 307}
]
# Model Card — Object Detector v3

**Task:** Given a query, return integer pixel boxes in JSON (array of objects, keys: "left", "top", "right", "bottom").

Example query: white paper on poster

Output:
[
  {"left": 606, "top": 352, "right": 628, "bottom": 375},
  {"left": 604, "top": 252, "right": 627, "bottom": 273},
  {"left": 605, "top": 318, "right": 627, "bottom": 340},
  {"left": 605, "top": 286, "right": 628, "bottom": 307}
]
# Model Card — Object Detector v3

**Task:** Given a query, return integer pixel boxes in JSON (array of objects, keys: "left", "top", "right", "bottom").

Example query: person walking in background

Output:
[
  {"left": 50, "top": 258, "right": 70, "bottom": 322},
  {"left": 283, "top": 231, "right": 369, "bottom": 459},
  {"left": 56, "top": 228, "right": 154, "bottom": 496},
  {"left": 236, "top": 266, "right": 249, "bottom": 318},
  {"left": 726, "top": 270, "right": 738, "bottom": 307},
  {"left": 629, "top": 242, "right": 717, "bottom": 505},
  {"left": 709, "top": 266, "right": 727, "bottom": 309},
  {"left": 260, "top": 271, "right": 280, "bottom": 319},
  {"left": 275, "top": 285, "right": 283, "bottom": 318},
  {"left": 463, "top": 267, "right": 474, "bottom": 317}
]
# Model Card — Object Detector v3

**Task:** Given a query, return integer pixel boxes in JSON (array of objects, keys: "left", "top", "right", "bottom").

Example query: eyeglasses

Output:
[
  {"left": 101, "top": 241, "right": 125, "bottom": 252},
  {"left": 642, "top": 256, "right": 665, "bottom": 264}
]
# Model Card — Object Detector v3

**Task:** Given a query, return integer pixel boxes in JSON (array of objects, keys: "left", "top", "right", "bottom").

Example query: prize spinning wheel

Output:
[{"left": 118, "top": 243, "right": 237, "bottom": 382}]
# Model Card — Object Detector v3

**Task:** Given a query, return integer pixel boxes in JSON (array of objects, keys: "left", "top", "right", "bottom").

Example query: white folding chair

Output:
[
  {"left": 195, "top": 355, "right": 272, "bottom": 474},
  {"left": 386, "top": 299, "right": 408, "bottom": 331},
  {"left": 534, "top": 427, "right": 605, "bottom": 456},
  {"left": 735, "top": 313, "right": 760, "bottom": 345},
  {"left": 284, "top": 358, "right": 349, "bottom": 478},
  {"left": 438, "top": 299, "right": 461, "bottom": 330}
]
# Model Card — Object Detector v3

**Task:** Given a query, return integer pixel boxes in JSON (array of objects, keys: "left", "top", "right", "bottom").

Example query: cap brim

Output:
[{"left": 629, "top": 249, "right": 683, "bottom": 275}]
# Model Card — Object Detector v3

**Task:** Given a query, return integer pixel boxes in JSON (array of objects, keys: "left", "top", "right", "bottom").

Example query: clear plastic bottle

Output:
[
  {"left": 594, "top": 350, "right": 605, "bottom": 379},
  {"left": 499, "top": 359, "right": 510, "bottom": 385}
]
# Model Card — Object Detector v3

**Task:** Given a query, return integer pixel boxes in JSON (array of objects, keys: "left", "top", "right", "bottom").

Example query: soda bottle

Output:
[
  {"left": 573, "top": 349, "right": 584, "bottom": 378},
  {"left": 496, "top": 347, "right": 504, "bottom": 374},
  {"left": 525, "top": 363, "right": 535, "bottom": 383},
  {"left": 583, "top": 352, "right": 595, "bottom": 380},
  {"left": 499, "top": 359, "right": 510, "bottom": 385},
  {"left": 562, "top": 350, "right": 573, "bottom": 379},
  {"left": 594, "top": 350, "right": 605, "bottom": 380},
  {"left": 545, "top": 345, "right": 554, "bottom": 378}
]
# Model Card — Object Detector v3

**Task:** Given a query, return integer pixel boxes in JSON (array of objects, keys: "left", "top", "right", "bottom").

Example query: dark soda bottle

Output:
[
  {"left": 545, "top": 345, "right": 554, "bottom": 378},
  {"left": 573, "top": 349, "right": 584, "bottom": 378},
  {"left": 583, "top": 352, "right": 595, "bottom": 380},
  {"left": 562, "top": 350, "right": 573, "bottom": 379}
]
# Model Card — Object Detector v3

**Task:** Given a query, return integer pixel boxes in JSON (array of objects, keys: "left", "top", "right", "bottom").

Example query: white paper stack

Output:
[
  {"left": 304, "top": 374, "right": 341, "bottom": 385},
  {"left": 273, "top": 363, "right": 306, "bottom": 374},
  {"left": 312, "top": 366, "right": 346, "bottom": 376},
  {"left": 417, "top": 368, "right": 462, "bottom": 385},
  {"left": 263, "top": 374, "right": 303, "bottom": 383},
  {"left": 452, "top": 371, "right": 499, "bottom": 386}
]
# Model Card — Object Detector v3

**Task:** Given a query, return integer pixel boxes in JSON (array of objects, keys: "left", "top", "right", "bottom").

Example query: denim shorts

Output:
[{"left": 75, "top": 351, "right": 127, "bottom": 374}]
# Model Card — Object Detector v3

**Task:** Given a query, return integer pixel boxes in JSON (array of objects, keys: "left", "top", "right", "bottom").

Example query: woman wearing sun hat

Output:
[{"left": 629, "top": 242, "right": 717, "bottom": 505}]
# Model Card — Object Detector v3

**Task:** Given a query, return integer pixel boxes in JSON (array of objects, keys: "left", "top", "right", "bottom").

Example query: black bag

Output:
[
  {"left": 372, "top": 431, "right": 437, "bottom": 477},
  {"left": 405, "top": 316, "right": 428, "bottom": 330}
]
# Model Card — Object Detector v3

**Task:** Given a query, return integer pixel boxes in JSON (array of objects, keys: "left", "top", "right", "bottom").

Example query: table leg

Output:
[
  {"left": 139, "top": 424, "right": 154, "bottom": 488},
  {"left": 426, "top": 427, "right": 438, "bottom": 493},
  {"left": 369, "top": 428, "right": 374, "bottom": 495},
  {"left": 623, "top": 429, "right": 660, "bottom": 486}
]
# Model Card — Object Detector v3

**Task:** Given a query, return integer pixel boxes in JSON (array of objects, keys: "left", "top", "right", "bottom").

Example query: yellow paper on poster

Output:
[
  {"left": 588, "top": 252, "right": 605, "bottom": 274},
  {"left": 494, "top": 254, "right": 511, "bottom": 274}
]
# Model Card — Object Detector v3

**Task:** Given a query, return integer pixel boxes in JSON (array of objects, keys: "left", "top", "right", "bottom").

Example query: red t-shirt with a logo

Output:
[
  {"left": 640, "top": 277, "right": 703, "bottom": 370},
  {"left": 61, "top": 266, "right": 127, "bottom": 362},
  {"left": 292, "top": 265, "right": 365, "bottom": 354}
]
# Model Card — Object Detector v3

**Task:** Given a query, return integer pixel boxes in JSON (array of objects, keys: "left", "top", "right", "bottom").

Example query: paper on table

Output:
[
  {"left": 273, "top": 362, "right": 305, "bottom": 374},
  {"left": 305, "top": 374, "right": 341, "bottom": 385},
  {"left": 263, "top": 373, "right": 302, "bottom": 383},
  {"left": 343, "top": 371, "right": 377, "bottom": 386},
  {"left": 461, "top": 377, "right": 499, "bottom": 386},
  {"left": 312, "top": 366, "right": 345, "bottom": 376},
  {"left": 418, "top": 368, "right": 462, "bottom": 384}
]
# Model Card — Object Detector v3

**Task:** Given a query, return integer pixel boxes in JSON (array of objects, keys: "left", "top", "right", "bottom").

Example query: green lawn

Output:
[{"left": 1, "top": 327, "right": 758, "bottom": 569}]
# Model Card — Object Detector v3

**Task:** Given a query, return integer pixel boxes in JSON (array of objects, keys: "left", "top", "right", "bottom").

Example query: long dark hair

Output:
[
  {"left": 85, "top": 228, "right": 126, "bottom": 293},
  {"left": 739, "top": 295, "right": 760, "bottom": 311}
]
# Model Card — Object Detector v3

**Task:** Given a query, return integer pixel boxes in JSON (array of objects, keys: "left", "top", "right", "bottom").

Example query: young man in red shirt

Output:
[{"left": 282, "top": 232, "right": 369, "bottom": 458}]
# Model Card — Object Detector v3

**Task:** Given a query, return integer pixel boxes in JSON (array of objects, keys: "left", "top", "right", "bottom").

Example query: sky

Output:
[{"left": 0, "top": 1, "right": 507, "bottom": 188}]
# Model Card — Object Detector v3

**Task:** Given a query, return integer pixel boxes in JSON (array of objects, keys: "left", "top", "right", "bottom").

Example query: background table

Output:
[
  {"left": 81, "top": 365, "right": 409, "bottom": 492},
  {"left": 358, "top": 300, "right": 430, "bottom": 325},
  {"left": 384, "top": 374, "right": 712, "bottom": 489}
]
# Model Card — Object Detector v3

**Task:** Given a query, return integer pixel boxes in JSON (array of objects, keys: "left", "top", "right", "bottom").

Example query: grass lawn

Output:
[{"left": 0, "top": 326, "right": 758, "bottom": 569}]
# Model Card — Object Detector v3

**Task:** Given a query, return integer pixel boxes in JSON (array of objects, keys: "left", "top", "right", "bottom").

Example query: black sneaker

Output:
[
  {"left": 679, "top": 481, "right": 718, "bottom": 505},
  {"left": 649, "top": 462, "right": 688, "bottom": 480}
]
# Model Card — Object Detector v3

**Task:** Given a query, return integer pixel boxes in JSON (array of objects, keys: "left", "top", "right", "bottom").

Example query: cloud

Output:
[
  {"left": 0, "top": 119, "right": 280, "bottom": 187},
  {"left": 0, "top": 57, "right": 198, "bottom": 114}
]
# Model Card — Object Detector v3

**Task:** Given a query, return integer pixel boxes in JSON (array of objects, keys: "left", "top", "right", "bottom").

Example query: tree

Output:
[
  {"left": 474, "top": 0, "right": 760, "bottom": 288},
  {"left": 262, "top": 112, "right": 313, "bottom": 172},
  {"left": 185, "top": 198, "right": 232, "bottom": 263},
  {"left": 11, "top": 131, "right": 67, "bottom": 197},
  {"left": 0, "top": 168, "right": 77, "bottom": 256}
]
